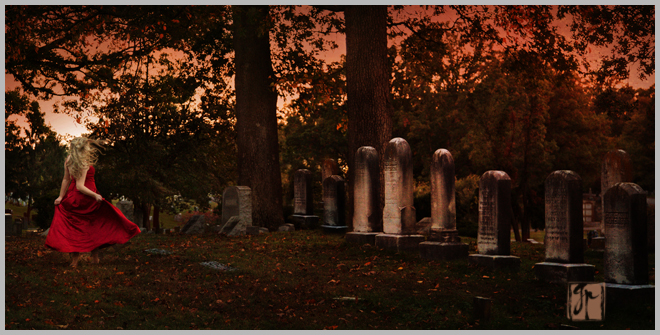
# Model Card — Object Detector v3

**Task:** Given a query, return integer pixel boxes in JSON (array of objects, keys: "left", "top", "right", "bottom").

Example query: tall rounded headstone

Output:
[
  {"left": 290, "top": 169, "right": 319, "bottom": 229},
  {"left": 602, "top": 182, "right": 654, "bottom": 310},
  {"left": 544, "top": 170, "right": 584, "bottom": 263},
  {"left": 382, "top": 137, "right": 416, "bottom": 234},
  {"left": 603, "top": 183, "right": 648, "bottom": 285},
  {"left": 419, "top": 149, "right": 468, "bottom": 260},
  {"left": 376, "top": 138, "right": 424, "bottom": 252},
  {"left": 534, "top": 171, "right": 594, "bottom": 283},
  {"left": 293, "top": 169, "right": 313, "bottom": 215},
  {"left": 346, "top": 146, "right": 381, "bottom": 245},
  {"left": 430, "top": 149, "right": 457, "bottom": 236},
  {"left": 468, "top": 170, "right": 520, "bottom": 270},
  {"left": 322, "top": 175, "right": 347, "bottom": 233}
]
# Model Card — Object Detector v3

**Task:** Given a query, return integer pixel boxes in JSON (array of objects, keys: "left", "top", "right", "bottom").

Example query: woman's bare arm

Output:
[{"left": 74, "top": 166, "right": 103, "bottom": 202}]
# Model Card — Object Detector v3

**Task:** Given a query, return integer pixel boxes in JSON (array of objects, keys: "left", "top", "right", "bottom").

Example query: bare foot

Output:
[
  {"left": 70, "top": 252, "right": 81, "bottom": 267},
  {"left": 91, "top": 250, "right": 100, "bottom": 264}
]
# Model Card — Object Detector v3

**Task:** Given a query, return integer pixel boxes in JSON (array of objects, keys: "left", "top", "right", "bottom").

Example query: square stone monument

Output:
[
  {"left": 468, "top": 170, "right": 520, "bottom": 270},
  {"left": 603, "top": 182, "right": 654, "bottom": 309},
  {"left": 345, "top": 146, "right": 382, "bottom": 245},
  {"left": 419, "top": 149, "right": 469, "bottom": 260},
  {"left": 321, "top": 175, "right": 348, "bottom": 234},
  {"left": 375, "top": 138, "right": 425, "bottom": 252},
  {"left": 220, "top": 186, "right": 252, "bottom": 236},
  {"left": 289, "top": 169, "right": 319, "bottom": 229},
  {"left": 534, "top": 171, "right": 595, "bottom": 283}
]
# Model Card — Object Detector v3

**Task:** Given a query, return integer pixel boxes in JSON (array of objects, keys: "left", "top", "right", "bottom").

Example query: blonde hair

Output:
[{"left": 66, "top": 136, "right": 105, "bottom": 179}]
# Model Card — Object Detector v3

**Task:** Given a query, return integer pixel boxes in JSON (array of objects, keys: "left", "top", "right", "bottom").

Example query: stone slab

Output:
[
  {"left": 375, "top": 233, "right": 425, "bottom": 252},
  {"left": 290, "top": 214, "right": 319, "bottom": 230},
  {"left": 345, "top": 232, "right": 379, "bottom": 245},
  {"left": 246, "top": 226, "right": 269, "bottom": 235},
  {"left": 605, "top": 283, "right": 655, "bottom": 311},
  {"left": 534, "top": 262, "right": 595, "bottom": 283},
  {"left": 278, "top": 223, "right": 295, "bottom": 232},
  {"left": 468, "top": 254, "right": 520, "bottom": 271},
  {"left": 419, "top": 241, "right": 469, "bottom": 261},
  {"left": 321, "top": 225, "right": 348, "bottom": 234}
]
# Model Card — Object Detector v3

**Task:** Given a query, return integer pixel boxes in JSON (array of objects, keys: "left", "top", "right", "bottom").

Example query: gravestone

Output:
[
  {"left": 220, "top": 186, "right": 252, "bottom": 236},
  {"left": 180, "top": 215, "right": 206, "bottom": 234},
  {"left": 290, "top": 169, "right": 319, "bottom": 229},
  {"left": 116, "top": 200, "right": 134, "bottom": 222},
  {"left": 5, "top": 213, "right": 15, "bottom": 236},
  {"left": 602, "top": 182, "right": 654, "bottom": 308},
  {"left": 419, "top": 149, "right": 468, "bottom": 260},
  {"left": 375, "top": 138, "right": 425, "bottom": 252},
  {"left": 601, "top": 149, "right": 632, "bottom": 231},
  {"left": 534, "top": 171, "right": 595, "bottom": 283},
  {"left": 321, "top": 175, "right": 348, "bottom": 234},
  {"left": 468, "top": 171, "right": 520, "bottom": 270},
  {"left": 346, "top": 146, "right": 382, "bottom": 245}
]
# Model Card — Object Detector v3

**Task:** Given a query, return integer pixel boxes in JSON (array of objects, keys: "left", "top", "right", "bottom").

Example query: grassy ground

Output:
[{"left": 5, "top": 230, "right": 654, "bottom": 330}]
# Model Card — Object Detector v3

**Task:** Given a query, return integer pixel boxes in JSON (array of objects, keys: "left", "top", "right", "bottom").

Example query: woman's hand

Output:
[
  {"left": 94, "top": 194, "right": 103, "bottom": 202},
  {"left": 54, "top": 197, "right": 63, "bottom": 205}
]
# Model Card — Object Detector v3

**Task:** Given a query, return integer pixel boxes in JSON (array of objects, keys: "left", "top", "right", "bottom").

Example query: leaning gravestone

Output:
[
  {"left": 534, "top": 171, "right": 595, "bottom": 283},
  {"left": 601, "top": 149, "right": 633, "bottom": 231},
  {"left": 180, "top": 215, "right": 206, "bottom": 234},
  {"left": 289, "top": 169, "right": 319, "bottom": 229},
  {"left": 375, "top": 138, "right": 424, "bottom": 252},
  {"left": 220, "top": 186, "right": 252, "bottom": 236},
  {"left": 116, "top": 200, "right": 134, "bottom": 222},
  {"left": 419, "top": 149, "right": 469, "bottom": 260},
  {"left": 346, "top": 146, "right": 382, "bottom": 245},
  {"left": 602, "top": 182, "right": 654, "bottom": 308},
  {"left": 468, "top": 171, "right": 520, "bottom": 270},
  {"left": 321, "top": 175, "right": 348, "bottom": 234}
]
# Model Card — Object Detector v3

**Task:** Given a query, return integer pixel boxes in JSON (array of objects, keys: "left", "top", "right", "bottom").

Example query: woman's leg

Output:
[
  {"left": 91, "top": 248, "right": 100, "bottom": 264},
  {"left": 70, "top": 252, "right": 80, "bottom": 267}
]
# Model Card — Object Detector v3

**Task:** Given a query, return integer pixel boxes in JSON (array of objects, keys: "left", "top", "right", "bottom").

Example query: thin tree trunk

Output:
[
  {"left": 345, "top": 5, "right": 392, "bottom": 230},
  {"left": 233, "top": 5, "right": 284, "bottom": 231}
]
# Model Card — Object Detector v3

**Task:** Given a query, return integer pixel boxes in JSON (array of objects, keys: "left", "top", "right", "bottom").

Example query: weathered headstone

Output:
[
  {"left": 116, "top": 200, "right": 134, "bottom": 222},
  {"left": 220, "top": 186, "right": 252, "bottom": 236},
  {"left": 346, "top": 146, "right": 381, "bottom": 245},
  {"left": 468, "top": 171, "right": 520, "bottom": 270},
  {"left": 419, "top": 149, "right": 468, "bottom": 260},
  {"left": 534, "top": 171, "right": 595, "bottom": 283},
  {"left": 5, "top": 213, "right": 14, "bottom": 236},
  {"left": 375, "top": 138, "right": 425, "bottom": 252},
  {"left": 602, "top": 182, "right": 654, "bottom": 308},
  {"left": 601, "top": 149, "right": 633, "bottom": 231},
  {"left": 180, "top": 215, "right": 206, "bottom": 234},
  {"left": 290, "top": 169, "right": 319, "bottom": 229},
  {"left": 321, "top": 175, "right": 348, "bottom": 234}
]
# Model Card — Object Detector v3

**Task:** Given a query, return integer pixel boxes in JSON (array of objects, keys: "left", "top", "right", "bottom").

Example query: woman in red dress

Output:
[{"left": 45, "top": 136, "right": 140, "bottom": 267}]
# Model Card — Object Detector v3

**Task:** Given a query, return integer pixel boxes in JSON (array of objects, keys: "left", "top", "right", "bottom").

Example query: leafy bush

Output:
[{"left": 456, "top": 174, "right": 480, "bottom": 238}]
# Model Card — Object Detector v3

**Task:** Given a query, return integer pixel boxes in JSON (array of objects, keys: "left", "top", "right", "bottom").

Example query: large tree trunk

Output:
[
  {"left": 344, "top": 6, "right": 392, "bottom": 230},
  {"left": 232, "top": 5, "right": 284, "bottom": 231}
]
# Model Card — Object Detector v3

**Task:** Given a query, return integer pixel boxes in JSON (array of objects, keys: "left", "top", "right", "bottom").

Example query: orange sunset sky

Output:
[{"left": 4, "top": 5, "right": 655, "bottom": 141}]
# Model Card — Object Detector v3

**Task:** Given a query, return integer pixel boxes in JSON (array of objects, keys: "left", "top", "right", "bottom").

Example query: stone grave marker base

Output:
[
  {"left": 246, "top": 226, "right": 269, "bottom": 235},
  {"left": 290, "top": 215, "right": 319, "bottom": 230},
  {"left": 345, "top": 232, "right": 380, "bottom": 245},
  {"left": 375, "top": 234, "right": 425, "bottom": 252},
  {"left": 468, "top": 254, "right": 520, "bottom": 271},
  {"left": 534, "top": 262, "right": 595, "bottom": 283},
  {"left": 605, "top": 283, "right": 655, "bottom": 312},
  {"left": 419, "top": 241, "right": 469, "bottom": 261},
  {"left": 321, "top": 225, "right": 348, "bottom": 234}
]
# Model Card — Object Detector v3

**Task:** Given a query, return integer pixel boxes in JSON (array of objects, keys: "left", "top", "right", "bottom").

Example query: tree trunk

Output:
[
  {"left": 153, "top": 204, "right": 160, "bottom": 234},
  {"left": 232, "top": 5, "right": 284, "bottom": 231},
  {"left": 344, "top": 5, "right": 392, "bottom": 230},
  {"left": 142, "top": 203, "right": 151, "bottom": 232}
]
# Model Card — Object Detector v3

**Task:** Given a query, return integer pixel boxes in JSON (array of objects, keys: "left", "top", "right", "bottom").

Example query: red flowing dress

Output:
[{"left": 45, "top": 165, "right": 140, "bottom": 252}]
